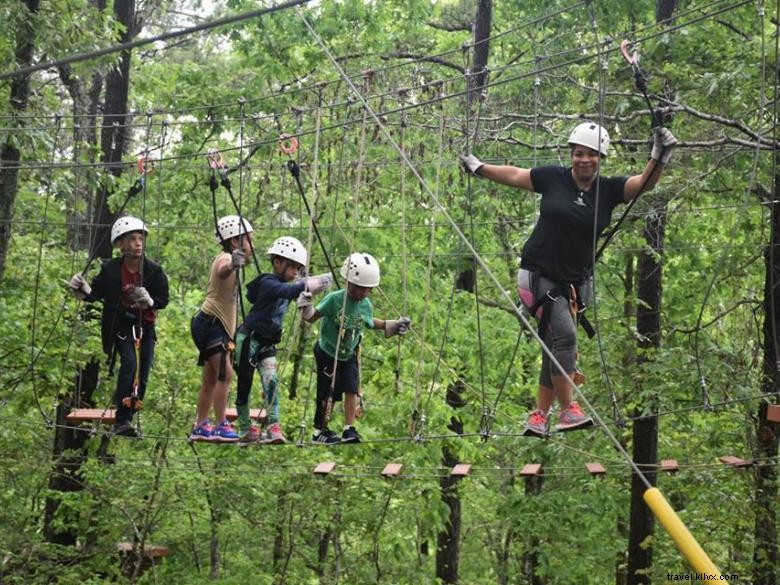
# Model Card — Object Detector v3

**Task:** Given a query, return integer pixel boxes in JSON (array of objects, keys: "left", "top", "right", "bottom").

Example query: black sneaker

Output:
[
  {"left": 312, "top": 429, "right": 341, "bottom": 444},
  {"left": 341, "top": 426, "right": 361, "bottom": 444},
  {"left": 112, "top": 422, "right": 139, "bottom": 438}
]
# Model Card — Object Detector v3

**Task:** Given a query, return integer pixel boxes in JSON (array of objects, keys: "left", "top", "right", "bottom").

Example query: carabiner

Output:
[
  {"left": 207, "top": 148, "right": 226, "bottom": 171},
  {"left": 278, "top": 134, "right": 299, "bottom": 155},
  {"left": 137, "top": 155, "right": 155, "bottom": 176}
]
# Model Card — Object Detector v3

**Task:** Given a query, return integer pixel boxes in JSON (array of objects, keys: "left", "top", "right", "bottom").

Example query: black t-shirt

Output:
[{"left": 520, "top": 166, "right": 627, "bottom": 283}]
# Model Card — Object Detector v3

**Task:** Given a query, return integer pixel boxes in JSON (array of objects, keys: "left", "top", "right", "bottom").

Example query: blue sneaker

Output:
[
  {"left": 189, "top": 419, "right": 214, "bottom": 442},
  {"left": 341, "top": 426, "right": 362, "bottom": 444},
  {"left": 212, "top": 420, "right": 239, "bottom": 442},
  {"left": 312, "top": 428, "right": 341, "bottom": 445}
]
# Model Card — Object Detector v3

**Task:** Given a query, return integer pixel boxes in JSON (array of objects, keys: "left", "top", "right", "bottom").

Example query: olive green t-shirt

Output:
[{"left": 316, "top": 289, "right": 373, "bottom": 360}]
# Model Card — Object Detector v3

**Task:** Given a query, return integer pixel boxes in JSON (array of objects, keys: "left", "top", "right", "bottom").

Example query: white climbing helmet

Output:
[
  {"left": 568, "top": 122, "right": 610, "bottom": 157},
  {"left": 267, "top": 236, "right": 308, "bottom": 266},
  {"left": 111, "top": 216, "right": 148, "bottom": 244},
  {"left": 340, "top": 252, "right": 380, "bottom": 287},
  {"left": 215, "top": 215, "right": 254, "bottom": 244}
]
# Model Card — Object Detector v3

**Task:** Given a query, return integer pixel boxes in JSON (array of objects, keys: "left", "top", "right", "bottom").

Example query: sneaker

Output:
[
  {"left": 312, "top": 428, "right": 341, "bottom": 445},
  {"left": 189, "top": 420, "right": 214, "bottom": 442},
  {"left": 341, "top": 426, "right": 362, "bottom": 444},
  {"left": 522, "top": 409, "right": 548, "bottom": 437},
  {"left": 238, "top": 424, "right": 261, "bottom": 443},
  {"left": 212, "top": 420, "right": 239, "bottom": 442},
  {"left": 263, "top": 423, "right": 286, "bottom": 445},
  {"left": 112, "top": 421, "right": 138, "bottom": 438},
  {"left": 555, "top": 402, "right": 594, "bottom": 432}
]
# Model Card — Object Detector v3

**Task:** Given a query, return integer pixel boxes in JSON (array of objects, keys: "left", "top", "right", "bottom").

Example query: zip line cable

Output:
[
  {"left": 0, "top": 0, "right": 314, "bottom": 82},
  {"left": 0, "top": 0, "right": 755, "bottom": 176}
]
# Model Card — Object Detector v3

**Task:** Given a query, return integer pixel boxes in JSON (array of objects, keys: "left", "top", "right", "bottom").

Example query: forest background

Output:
[{"left": 1, "top": 0, "right": 778, "bottom": 583}]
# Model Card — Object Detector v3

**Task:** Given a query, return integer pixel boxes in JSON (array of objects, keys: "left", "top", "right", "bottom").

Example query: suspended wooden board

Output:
[
  {"left": 450, "top": 464, "right": 472, "bottom": 477},
  {"left": 719, "top": 455, "right": 753, "bottom": 468},
  {"left": 224, "top": 408, "right": 266, "bottom": 421},
  {"left": 66, "top": 409, "right": 116, "bottom": 424},
  {"left": 381, "top": 463, "right": 403, "bottom": 477},
  {"left": 313, "top": 461, "right": 337, "bottom": 475},
  {"left": 585, "top": 462, "right": 607, "bottom": 476},
  {"left": 767, "top": 404, "right": 780, "bottom": 423},
  {"left": 520, "top": 463, "right": 543, "bottom": 477},
  {"left": 660, "top": 459, "right": 680, "bottom": 473}
]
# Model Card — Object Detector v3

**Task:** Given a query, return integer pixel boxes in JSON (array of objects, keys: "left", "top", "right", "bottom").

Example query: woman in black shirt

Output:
[{"left": 461, "top": 122, "right": 677, "bottom": 436}]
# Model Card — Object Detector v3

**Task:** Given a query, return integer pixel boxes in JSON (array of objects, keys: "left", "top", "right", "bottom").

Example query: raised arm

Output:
[{"left": 623, "top": 127, "right": 678, "bottom": 202}]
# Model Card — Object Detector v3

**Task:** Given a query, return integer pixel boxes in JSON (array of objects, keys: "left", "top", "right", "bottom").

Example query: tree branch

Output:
[{"left": 381, "top": 51, "right": 465, "bottom": 74}]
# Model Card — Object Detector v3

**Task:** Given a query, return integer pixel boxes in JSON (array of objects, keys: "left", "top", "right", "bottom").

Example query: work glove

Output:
[
  {"left": 305, "top": 273, "right": 333, "bottom": 294},
  {"left": 131, "top": 286, "right": 154, "bottom": 309},
  {"left": 230, "top": 249, "right": 246, "bottom": 270},
  {"left": 385, "top": 317, "right": 411, "bottom": 338},
  {"left": 650, "top": 127, "right": 678, "bottom": 165},
  {"left": 459, "top": 154, "right": 484, "bottom": 176},
  {"left": 68, "top": 273, "right": 91, "bottom": 300},
  {"left": 296, "top": 291, "right": 315, "bottom": 320}
]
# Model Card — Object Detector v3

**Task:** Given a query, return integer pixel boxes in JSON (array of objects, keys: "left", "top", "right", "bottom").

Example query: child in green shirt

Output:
[{"left": 298, "top": 252, "right": 411, "bottom": 443}]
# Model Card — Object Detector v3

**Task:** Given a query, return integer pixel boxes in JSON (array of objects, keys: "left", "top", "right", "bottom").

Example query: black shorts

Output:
[{"left": 314, "top": 342, "right": 359, "bottom": 402}]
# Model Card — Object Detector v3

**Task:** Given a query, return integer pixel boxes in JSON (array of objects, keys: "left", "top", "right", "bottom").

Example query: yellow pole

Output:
[{"left": 643, "top": 487, "right": 722, "bottom": 583}]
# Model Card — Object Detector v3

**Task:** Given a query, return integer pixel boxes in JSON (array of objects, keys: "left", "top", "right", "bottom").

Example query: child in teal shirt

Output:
[{"left": 298, "top": 252, "right": 411, "bottom": 443}]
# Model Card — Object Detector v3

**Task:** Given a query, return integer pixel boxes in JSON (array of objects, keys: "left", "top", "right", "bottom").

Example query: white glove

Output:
[
  {"left": 68, "top": 273, "right": 91, "bottom": 300},
  {"left": 297, "top": 291, "right": 315, "bottom": 320},
  {"left": 459, "top": 154, "right": 484, "bottom": 176},
  {"left": 230, "top": 250, "right": 246, "bottom": 269},
  {"left": 650, "top": 127, "right": 677, "bottom": 164},
  {"left": 305, "top": 273, "right": 333, "bottom": 294},
  {"left": 132, "top": 286, "right": 154, "bottom": 309},
  {"left": 385, "top": 317, "right": 411, "bottom": 338}
]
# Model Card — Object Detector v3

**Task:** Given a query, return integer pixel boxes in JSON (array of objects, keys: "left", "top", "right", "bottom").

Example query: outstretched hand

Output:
[{"left": 459, "top": 154, "right": 484, "bottom": 176}]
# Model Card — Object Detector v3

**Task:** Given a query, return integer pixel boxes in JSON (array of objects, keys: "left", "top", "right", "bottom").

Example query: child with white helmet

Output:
[
  {"left": 461, "top": 122, "right": 678, "bottom": 437},
  {"left": 233, "top": 236, "right": 332, "bottom": 443},
  {"left": 189, "top": 215, "right": 254, "bottom": 442},
  {"left": 298, "top": 252, "right": 411, "bottom": 444},
  {"left": 68, "top": 215, "right": 169, "bottom": 437}
]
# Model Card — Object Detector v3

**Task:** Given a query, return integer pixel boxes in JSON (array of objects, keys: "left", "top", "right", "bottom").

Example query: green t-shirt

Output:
[{"left": 316, "top": 289, "right": 374, "bottom": 360}]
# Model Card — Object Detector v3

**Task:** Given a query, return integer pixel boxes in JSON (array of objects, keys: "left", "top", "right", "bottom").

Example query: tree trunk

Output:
[
  {"left": 522, "top": 474, "right": 544, "bottom": 585},
  {"left": 42, "top": 359, "right": 100, "bottom": 545},
  {"left": 436, "top": 379, "right": 466, "bottom": 584},
  {"left": 628, "top": 205, "right": 665, "bottom": 584},
  {"left": 0, "top": 0, "right": 39, "bottom": 282},
  {"left": 470, "top": 0, "right": 492, "bottom": 99},
  {"left": 60, "top": 0, "right": 106, "bottom": 250},
  {"left": 754, "top": 169, "right": 780, "bottom": 584}
]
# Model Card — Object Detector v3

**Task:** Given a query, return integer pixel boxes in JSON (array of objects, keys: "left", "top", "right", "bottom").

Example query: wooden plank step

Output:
[
  {"left": 585, "top": 462, "right": 607, "bottom": 476},
  {"left": 450, "top": 464, "right": 472, "bottom": 477},
  {"left": 766, "top": 404, "right": 780, "bottom": 423},
  {"left": 381, "top": 463, "right": 403, "bottom": 477},
  {"left": 719, "top": 455, "right": 753, "bottom": 468},
  {"left": 313, "top": 461, "right": 336, "bottom": 475},
  {"left": 660, "top": 459, "right": 679, "bottom": 473},
  {"left": 224, "top": 408, "right": 266, "bottom": 421},
  {"left": 66, "top": 409, "right": 116, "bottom": 424},
  {"left": 520, "top": 463, "right": 543, "bottom": 477}
]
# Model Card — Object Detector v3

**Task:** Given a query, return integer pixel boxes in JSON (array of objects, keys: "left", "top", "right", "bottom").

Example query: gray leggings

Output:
[{"left": 518, "top": 269, "right": 591, "bottom": 388}]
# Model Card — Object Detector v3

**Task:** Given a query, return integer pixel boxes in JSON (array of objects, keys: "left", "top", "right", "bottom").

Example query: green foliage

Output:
[{"left": 0, "top": 0, "right": 776, "bottom": 582}]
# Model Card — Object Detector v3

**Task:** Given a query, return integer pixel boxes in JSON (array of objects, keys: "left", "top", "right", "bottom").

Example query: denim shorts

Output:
[{"left": 191, "top": 310, "right": 229, "bottom": 364}]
